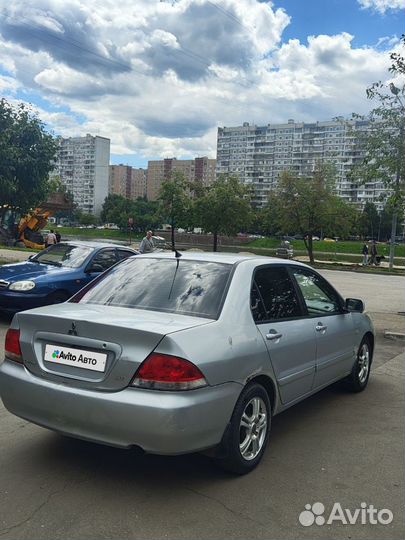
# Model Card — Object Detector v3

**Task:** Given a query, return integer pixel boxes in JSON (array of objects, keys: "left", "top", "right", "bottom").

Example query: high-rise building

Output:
[
  {"left": 216, "top": 119, "right": 388, "bottom": 209},
  {"left": 109, "top": 165, "right": 132, "bottom": 199},
  {"left": 131, "top": 168, "right": 147, "bottom": 200},
  {"left": 146, "top": 157, "right": 216, "bottom": 201},
  {"left": 52, "top": 134, "right": 110, "bottom": 215},
  {"left": 108, "top": 165, "right": 132, "bottom": 199},
  {"left": 109, "top": 165, "right": 147, "bottom": 200}
]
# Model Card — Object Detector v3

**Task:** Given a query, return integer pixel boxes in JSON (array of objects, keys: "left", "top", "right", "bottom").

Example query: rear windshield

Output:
[{"left": 78, "top": 257, "right": 232, "bottom": 319}]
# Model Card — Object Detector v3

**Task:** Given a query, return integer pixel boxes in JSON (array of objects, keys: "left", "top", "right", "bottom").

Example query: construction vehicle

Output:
[{"left": 0, "top": 192, "right": 72, "bottom": 250}]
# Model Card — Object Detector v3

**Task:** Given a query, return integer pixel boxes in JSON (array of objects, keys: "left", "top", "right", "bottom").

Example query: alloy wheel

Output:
[
  {"left": 239, "top": 397, "right": 267, "bottom": 461},
  {"left": 358, "top": 343, "right": 370, "bottom": 384}
]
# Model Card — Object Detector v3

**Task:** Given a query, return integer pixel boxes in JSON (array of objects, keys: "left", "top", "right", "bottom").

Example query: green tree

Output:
[
  {"left": 100, "top": 194, "right": 133, "bottom": 229},
  {"left": 132, "top": 198, "right": 160, "bottom": 232},
  {"left": 350, "top": 36, "right": 405, "bottom": 267},
  {"left": 257, "top": 192, "right": 283, "bottom": 236},
  {"left": 78, "top": 213, "right": 98, "bottom": 226},
  {"left": 0, "top": 99, "right": 57, "bottom": 222},
  {"left": 379, "top": 198, "right": 404, "bottom": 240},
  {"left": 268, "top": 166, "right": 342, "bottom": 263},
  {"left": 194, "top": 175, "right": 252, "bottom": 252},
  {"left": 358, "top": 202, "right": 380, "bottom": 239},
  {"left": 322, "top": 196, "right": 359, "bottom": 240},
  {"left": 158, "top": 172, "right": 191, "bottom": 250},
  {"left": 100, "top": 194, "right": 160, "bottom": 232}
]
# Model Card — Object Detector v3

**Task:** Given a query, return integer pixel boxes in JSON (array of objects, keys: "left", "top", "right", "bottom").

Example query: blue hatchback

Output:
[{"left": 0, "top": 241, "right": 138, "bottom": 313}]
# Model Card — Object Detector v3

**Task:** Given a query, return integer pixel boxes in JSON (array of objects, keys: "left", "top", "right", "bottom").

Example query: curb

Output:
[{"left": 384, "top": 331, "right": 405, "bottom": 341}]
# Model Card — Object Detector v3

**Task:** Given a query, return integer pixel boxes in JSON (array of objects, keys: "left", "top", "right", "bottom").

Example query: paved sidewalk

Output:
[{"left": 295, "top": 255, "right": 405, "bottom": 271}]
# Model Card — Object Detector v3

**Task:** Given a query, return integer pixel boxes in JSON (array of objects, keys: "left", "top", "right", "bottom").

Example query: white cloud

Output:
[
  {"left": 0, "top": 0, "right": 402, "bottom": 162},
  {"left": 358, "top": 0, "right": 405, "bottom": 14},
  {"left": 0, "top": 74, "right": 19, "bottom": 93},
  {"left": 150, "top": 29, "right": 180, "bottom": 49},
  {"left": 375, "top": 35, "right": 401, "bottom": 48}
]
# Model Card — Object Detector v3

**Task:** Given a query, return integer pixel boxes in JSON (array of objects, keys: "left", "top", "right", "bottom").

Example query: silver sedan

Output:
[{"left": 0, "top": 253, "right": 374, "bottom": 474}]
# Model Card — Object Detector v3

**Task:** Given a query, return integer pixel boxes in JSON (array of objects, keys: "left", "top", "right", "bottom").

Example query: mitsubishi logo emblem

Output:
[{"left": 68, "top": 322, "right": 77, "bottom": 336}]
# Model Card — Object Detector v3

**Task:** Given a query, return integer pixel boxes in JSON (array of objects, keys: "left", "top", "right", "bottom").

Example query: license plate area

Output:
[{"left": 44, "top": 344, "right": 107, "bottom": 373}]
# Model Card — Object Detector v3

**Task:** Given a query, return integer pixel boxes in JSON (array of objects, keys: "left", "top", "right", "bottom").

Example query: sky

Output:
[{"left": 0, "top": 0, "right": 404, "bottom": 168}]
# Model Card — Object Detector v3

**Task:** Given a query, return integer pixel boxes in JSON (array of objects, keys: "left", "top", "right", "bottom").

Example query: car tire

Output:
[
  {"left": 215, "top": 383, "right": 271, "bottom": 475},
  {"left": 47, "top": 291, "right": 69, "bottom": 305},
  {"left": 344, "top": 337, "right": 372, "bottom": 392}
]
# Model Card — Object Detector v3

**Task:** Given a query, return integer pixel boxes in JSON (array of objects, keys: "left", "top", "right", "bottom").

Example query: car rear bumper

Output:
[{"left": 0, "top": 360, "right": 241, "bottom": 454}]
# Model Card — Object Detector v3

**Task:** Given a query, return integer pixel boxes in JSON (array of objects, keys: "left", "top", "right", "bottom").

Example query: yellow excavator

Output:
[{"left": 0, "top": 192, "right": 73, "bottom": 250}]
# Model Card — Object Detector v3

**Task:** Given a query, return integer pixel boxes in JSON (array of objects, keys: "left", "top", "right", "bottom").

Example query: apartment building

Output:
[
  {"left": 131, "top": 168, "right": 147, "bottom": 200},
  {"left": 52, "top": 134, "right": 110, "bottom": 215},
  {"left": 146, "top": 157, "right": 216, "bottom": 201},
  {"left": 109, "top": 165, "right": 132, "bottom": 198},
  {"left": 109, "top": 165, "right": 147, "bottom": 200},
  {"left": 216, "top": 119, "right": 387, "bottom": 209}
]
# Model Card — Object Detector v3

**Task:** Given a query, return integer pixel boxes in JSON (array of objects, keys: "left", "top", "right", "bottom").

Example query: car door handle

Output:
[
  {"left": 266, "top": 331, "right": 283, "bottom": 341},
  {"left": 315, "top": 323, "right": 327, "bottom": 332}
]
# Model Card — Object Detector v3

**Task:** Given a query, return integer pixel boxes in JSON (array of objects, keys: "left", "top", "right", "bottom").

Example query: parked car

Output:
[
  {"left": 0, "top": 253, "right": 374, "bottom": 474},
  {"left": 276, "top": 240, "right": 294, "bottom": 259},
  {"left": 0, "top": 241, "right": 138, "bottom": 313}
]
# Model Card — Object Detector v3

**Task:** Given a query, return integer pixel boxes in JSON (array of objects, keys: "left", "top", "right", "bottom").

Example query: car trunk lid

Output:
[{"left": 17, "top": 303, "right": 213, "bottom": 391}]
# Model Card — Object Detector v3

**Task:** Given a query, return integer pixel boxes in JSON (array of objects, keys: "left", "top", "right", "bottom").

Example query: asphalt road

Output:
[{"left": 0, "top": 270, "right": 404, "bottom": 540}]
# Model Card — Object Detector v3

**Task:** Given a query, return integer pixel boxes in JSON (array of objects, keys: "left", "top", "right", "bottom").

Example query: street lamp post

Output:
[{"left": 388, "top": 83, "right": 405, "bottom": 270}]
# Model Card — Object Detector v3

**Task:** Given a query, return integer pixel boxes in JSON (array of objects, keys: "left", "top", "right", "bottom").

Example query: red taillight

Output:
[
  {"left": 132, "top": 353, "right": 207, "bottom": 391},
  {"left": 5, "top": 328, "right": 22, "bottom": 363}
]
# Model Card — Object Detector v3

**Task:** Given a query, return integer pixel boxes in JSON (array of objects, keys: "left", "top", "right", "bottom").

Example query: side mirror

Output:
[
  {"left": 345, "top": 298, "right": 364, "bottom": 313},
  {"left": 86, "top": 263, "right": 104, "bottom": 273}
]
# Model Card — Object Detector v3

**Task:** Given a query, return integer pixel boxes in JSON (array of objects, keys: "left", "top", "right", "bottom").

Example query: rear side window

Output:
[
  {"left": 79, "top": 258, "right": 232, "bottom": 319},
  {"left": 252, "top": 266, "right": 302, "bottom": 322},
  {"left": 117, "top": 249, "right": 136, "bottom": 261},
  {"left": 90, "top": 249, "right": 118, "bottom": 271}
]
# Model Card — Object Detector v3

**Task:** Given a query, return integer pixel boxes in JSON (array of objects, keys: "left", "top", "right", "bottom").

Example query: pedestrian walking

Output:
[
  {"left": 139, "top": 230, "right": 155, "bottom": 254},
  {"left": 369, "top": 240, "right": 378, "bottom": 265},
  {"left": 45, "top": 229, "right": 57, "bottom": 248},
  {"left": 361, "top": 242, "right": 369, "bottom": 265}
]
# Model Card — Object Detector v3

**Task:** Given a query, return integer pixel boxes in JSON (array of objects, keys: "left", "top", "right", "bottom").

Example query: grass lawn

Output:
[
  {"left": 56, "top": 227, "right": 142, "bottom": 242},
  {"left": 248, "top": 237, "right": 405, "bottom": 258}
]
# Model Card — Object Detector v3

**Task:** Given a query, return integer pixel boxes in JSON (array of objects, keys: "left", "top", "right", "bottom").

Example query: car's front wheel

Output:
[
  {"left": 215, "top": 383, "right": 271, "bottom": 475},
  {"left": 345, "top": 337, "right": 372, "bottom": 392}
]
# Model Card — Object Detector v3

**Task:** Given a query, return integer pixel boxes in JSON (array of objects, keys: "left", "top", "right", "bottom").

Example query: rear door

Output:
[
  {"left": 83, "top": 248, "right": 118, "bottom": 282},
  {"left": 88, "top": 248, "right": 118, "bottom": 271},
  {"left": 290, "top": 267, "right": 356, "bottom": 388},
  {"left": 253, "top": 265, "right": 317, "bottom": 404}
]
